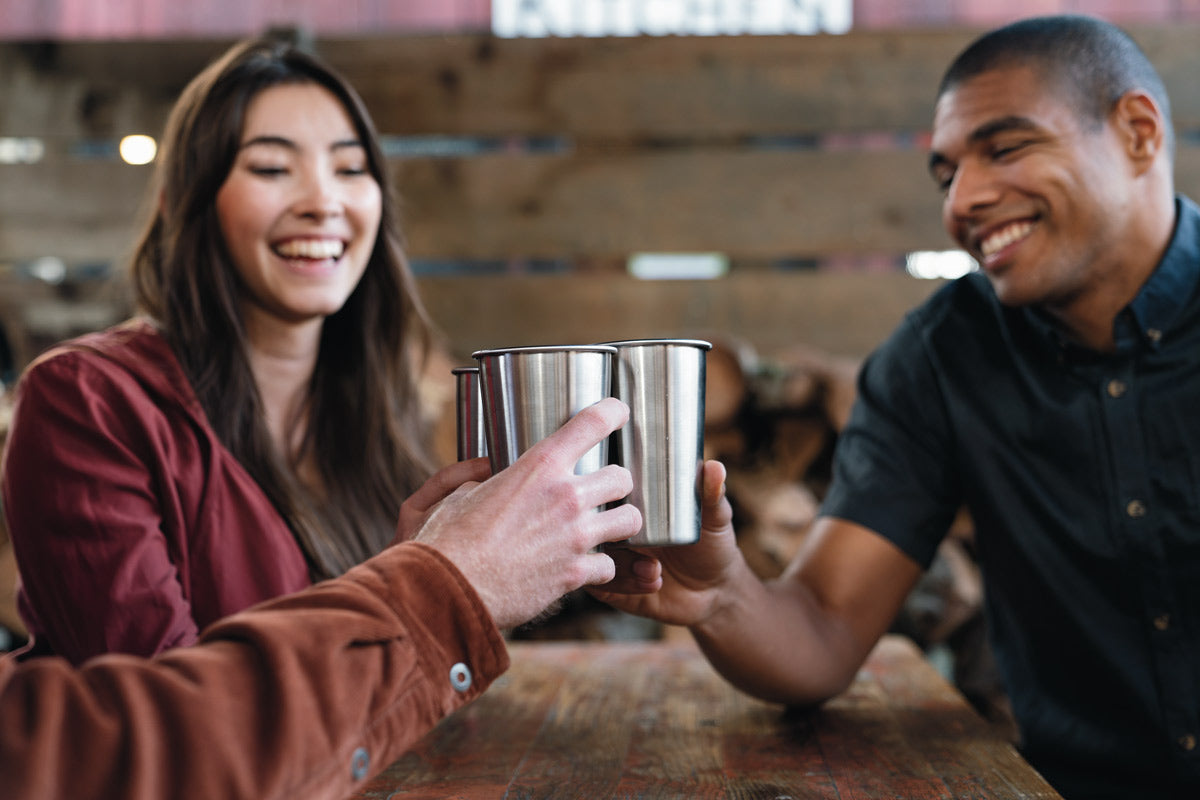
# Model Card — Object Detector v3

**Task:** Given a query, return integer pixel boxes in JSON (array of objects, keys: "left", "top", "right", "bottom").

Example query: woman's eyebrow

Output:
[
  {"left": 238, "top": 136, "right": 365, "bottom": 151},
  {"left": 240, "top": 134, "right": 296, "bottom": 151}
]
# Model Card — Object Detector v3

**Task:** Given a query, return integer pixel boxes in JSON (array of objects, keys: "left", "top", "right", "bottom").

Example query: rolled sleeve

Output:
[{"left": 0, "top": 541, "right": 508, "bottom": 800}]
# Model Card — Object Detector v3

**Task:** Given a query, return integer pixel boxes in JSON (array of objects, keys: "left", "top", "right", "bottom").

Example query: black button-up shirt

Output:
[{"left": 823, "top": 196, "right": 1200, "bottom": 799}]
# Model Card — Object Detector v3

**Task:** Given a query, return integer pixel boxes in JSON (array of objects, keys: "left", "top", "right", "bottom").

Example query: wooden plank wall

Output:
[
  {"left": 3, "top": 26, "right": 1200, "bottom": 363},
  {"left": 0, "top": 0, "right": 491, "bottom": 39}
]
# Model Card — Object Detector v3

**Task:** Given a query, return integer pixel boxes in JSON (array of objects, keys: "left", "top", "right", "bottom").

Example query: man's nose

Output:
[{"left": 945, "top": 159, "right": 1000, "bottom": 220}]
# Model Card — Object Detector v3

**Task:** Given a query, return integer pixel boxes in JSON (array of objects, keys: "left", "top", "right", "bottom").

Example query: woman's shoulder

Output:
[
  {"left": 34, "top": 317, "right": 168, "bottom": 367},
  {"left": 30, "top": 317, "right": 177, "bottom": 372},
  {"left": 20, "top": 318, "right": 195, "bottom": 412}
]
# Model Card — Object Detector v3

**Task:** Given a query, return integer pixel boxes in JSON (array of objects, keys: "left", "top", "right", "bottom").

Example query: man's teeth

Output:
[
  {"left": 980, "top": 222, "right": 1033, "bottom": 257},
  {"left": 274, "top": 239, "right": 344, "bottom": 259}
]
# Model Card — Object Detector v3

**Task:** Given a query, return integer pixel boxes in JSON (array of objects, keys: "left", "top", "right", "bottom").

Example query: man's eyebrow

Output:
[
  {"left": 969, "top": 115, "right": 1041, "bottom": 142},
  {"left": 927, "top": 115, "right": 1041, "bottom": 174}
]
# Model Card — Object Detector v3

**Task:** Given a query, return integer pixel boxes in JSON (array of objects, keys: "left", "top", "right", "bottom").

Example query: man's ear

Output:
[{"left": 1114, "top": 89, "right": 1166, "bottom": 173}]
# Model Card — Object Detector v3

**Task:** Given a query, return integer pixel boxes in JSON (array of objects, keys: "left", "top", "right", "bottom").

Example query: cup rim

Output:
[
  {"left": 450, "top": 366, "right": 480, "bottom": 374},
  {"left": 471, "top": 344, "right": 619, "bottom": 358},
  {"left": 598, "top": 338, "right": 713, "bottom": 350}
]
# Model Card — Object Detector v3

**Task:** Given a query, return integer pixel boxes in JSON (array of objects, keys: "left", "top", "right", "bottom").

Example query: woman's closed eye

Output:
[{"left": 249, "top": 164, "right": 289, "bottom": 177}]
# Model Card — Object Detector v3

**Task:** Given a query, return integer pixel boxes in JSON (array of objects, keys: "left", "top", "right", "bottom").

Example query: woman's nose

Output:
[{"left": 292, "top": 168, "right": 342, "bottom": 219}]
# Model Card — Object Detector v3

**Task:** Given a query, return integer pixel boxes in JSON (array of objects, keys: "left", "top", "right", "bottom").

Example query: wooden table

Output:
[{"left": 351, "top": 634, "right": 1061, "bottom": 799}]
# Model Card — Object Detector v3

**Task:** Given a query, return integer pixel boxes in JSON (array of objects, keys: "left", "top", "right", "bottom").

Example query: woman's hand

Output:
[{"left": 393, "top": 457, "right": 493, "bottom": 546}]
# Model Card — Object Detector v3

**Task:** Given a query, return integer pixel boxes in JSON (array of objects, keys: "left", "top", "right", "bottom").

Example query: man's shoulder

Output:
[
  {"left": 891, "top": 272, "right": 1003, "bottom": 348},
  {"left": 915, "top": 271, "right": 996, "bottom": 319}
]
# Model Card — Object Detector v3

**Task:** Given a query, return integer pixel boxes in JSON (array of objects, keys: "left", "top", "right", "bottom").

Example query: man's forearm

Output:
[
  {"left": 690, "top": 560, "right": 865, "bottom": 706},
  {"left": 0, "top": 542, "right": 508, "bottom": 800}
]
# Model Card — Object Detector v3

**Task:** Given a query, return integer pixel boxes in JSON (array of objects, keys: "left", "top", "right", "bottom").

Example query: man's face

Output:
[{"left": 928, "top": 65, "right": 1137, "bottom": 309}]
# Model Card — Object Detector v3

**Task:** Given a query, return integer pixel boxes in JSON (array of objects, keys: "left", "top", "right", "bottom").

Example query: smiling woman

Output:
[
  {"left": 216, "top": 83, "right": 381, "bottom": 328},
  {"left": 1, "top": 37, "right": 439, "bottom": 665}
]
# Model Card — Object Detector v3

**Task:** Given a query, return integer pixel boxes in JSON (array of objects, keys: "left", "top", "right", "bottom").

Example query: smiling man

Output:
[{"left": 597, "top": 15, "right": 1200, "bottom": 800}]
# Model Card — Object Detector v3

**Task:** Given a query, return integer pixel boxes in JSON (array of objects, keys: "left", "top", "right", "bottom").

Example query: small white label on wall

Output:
[{"left": 493, "top": 0, "right": 852, "bottom": 38}]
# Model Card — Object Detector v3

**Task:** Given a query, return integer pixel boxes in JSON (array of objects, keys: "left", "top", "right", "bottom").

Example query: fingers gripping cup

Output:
[
  {"left": 605, "top": 339, "right": 712, "bottom": 546},
  {"left": 472, "top": 345, "right": 617, "bottom": 475},
  {"left": 451, "top": 366, "right": 488, "bottom": 461}
]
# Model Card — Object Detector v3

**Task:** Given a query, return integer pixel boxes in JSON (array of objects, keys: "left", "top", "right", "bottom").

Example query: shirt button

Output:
[
  {"left": 1146, "top": 328, "right": 1163, "bottom": 344},
  {"left": 350, "top": 747, "right": 370, "bottom": 781},
  {"left": 1106, "top": 379, "right": 1127, "bottom": 398},
  {"left": 450, "top": 662, "right": 473, "bottom": 692},
  {"left": 1153, "top": 614, "right": 1171, "bottom": 631},
  {"left": 1180, "top": 734, "right": 1197, "bottom": 752},
  {"left": 1126, "top": 499, "right": 1147, "bottom": 518}
]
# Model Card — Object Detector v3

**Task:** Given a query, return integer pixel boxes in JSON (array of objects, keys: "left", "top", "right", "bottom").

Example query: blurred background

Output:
[
  {"left": 4, "top": 0, "right": 1200, "bottom": 736},
  {"left": 7, "top": 0, "right": 1200, "bottom": 372}
]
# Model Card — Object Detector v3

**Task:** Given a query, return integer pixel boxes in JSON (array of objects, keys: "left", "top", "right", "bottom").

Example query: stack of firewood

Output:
[{"left": 702, "top": 337, "right": 860, "bottom": 578}]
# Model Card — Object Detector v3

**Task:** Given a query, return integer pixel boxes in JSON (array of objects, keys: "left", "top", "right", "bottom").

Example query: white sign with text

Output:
[{"left": 493, "top": 0, "right": 852, "bottom": 37}]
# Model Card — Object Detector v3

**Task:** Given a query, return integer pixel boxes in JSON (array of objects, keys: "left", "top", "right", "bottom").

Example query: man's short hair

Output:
[{"left": 938, "top": 14, "right": 1174, "bottom": 157}]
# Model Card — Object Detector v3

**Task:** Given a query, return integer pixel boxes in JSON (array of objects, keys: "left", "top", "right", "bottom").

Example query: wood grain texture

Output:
[
  {"left": 417, "top": 271, "right": 941, "bottom": 360},
  {"left": 13, "top": 142, "right": 1200, "bottom": 263},
  {"left": 350, "top": 636, "right": 1062, "bottom": 799},
  {"left": 5, "top": 26, "right": 1199, "bottom": 361},
  {"left": 7, "top": 26, "right": 1200, "bottom": 265},
  {"left": 7, "top": 25, "right": 1200, "bottom": 138}
]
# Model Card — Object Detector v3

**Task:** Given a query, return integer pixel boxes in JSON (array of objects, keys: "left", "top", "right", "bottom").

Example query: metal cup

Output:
[
  {"left": 472, "top": 344, "right": 617, "bottom": 475},
  {"left": 605, "top": 338, "right": 712, "bottom": 546},
  {"left": 452, "top": 366, "right": 487, "bottom": 461}
]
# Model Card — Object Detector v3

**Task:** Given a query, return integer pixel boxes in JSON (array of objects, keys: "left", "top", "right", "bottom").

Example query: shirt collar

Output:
[
  {"left": 1023, "top": 194, "right": 1200, "bottom": 356},
  {"left": 1123, "top": 195, "right": 1200, "bottom": 350}
]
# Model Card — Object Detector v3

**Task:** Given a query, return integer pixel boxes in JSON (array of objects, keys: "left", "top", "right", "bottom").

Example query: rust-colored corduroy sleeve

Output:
[{"left": 0, "top": 541, "right": 509, "bottom": 800}]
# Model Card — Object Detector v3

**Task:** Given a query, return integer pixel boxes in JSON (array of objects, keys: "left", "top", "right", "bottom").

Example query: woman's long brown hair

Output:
[{"left": 130, "top": 37, "right": 434, "bottom": 579}]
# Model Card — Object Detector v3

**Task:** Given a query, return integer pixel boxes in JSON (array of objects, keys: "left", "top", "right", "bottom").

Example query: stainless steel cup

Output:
[
  {"left": 605, "top": 339, "right": 711, "bottom": 546},
  {"left": 472, "top": 344, "right": 617, "bottom": 475},
  {"left": 452, "top": 366, "right": 487, "bottom": 461}
]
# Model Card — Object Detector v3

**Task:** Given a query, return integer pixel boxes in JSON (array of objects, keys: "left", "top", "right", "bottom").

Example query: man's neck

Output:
[{"left": 1046, "top": 193, "right": 1177, "bottom": 353}]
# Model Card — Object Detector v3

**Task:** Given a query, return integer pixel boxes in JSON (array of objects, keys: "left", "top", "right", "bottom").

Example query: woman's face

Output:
[{"left": 215, "top": 81, "right": 382, "bottom": 332}]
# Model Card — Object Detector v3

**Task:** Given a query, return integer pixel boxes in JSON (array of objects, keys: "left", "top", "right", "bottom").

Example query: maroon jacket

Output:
[
  {"left": 2, "top": 319, "right": 313, "bottom": 663},
  {"left": 0, "top": 540, "right": 509, "bottom": 800}
]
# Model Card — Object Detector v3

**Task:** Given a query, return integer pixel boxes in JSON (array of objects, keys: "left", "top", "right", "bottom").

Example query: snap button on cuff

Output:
[
  {"left": 450, "top": 661, "right": 473, "bottom": 692},
  {"left": 350, "top": 747, "right": 370, "bottom": 781}
]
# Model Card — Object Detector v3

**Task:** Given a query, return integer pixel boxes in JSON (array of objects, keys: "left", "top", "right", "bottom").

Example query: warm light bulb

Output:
[{"left": 119, "top": 134, "right": 157, "bottom": 165}]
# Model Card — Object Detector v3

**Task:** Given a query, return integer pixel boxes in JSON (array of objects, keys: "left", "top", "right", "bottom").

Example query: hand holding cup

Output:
[{"left": 412, "top": 397, "right": 642, "bottom": 630}]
